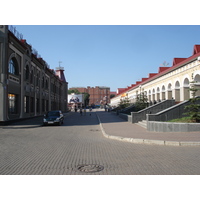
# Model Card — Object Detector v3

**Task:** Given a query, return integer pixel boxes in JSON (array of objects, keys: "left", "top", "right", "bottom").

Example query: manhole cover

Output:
[{"left": 77, "top": 164, "right": 104, "bottom": 173}]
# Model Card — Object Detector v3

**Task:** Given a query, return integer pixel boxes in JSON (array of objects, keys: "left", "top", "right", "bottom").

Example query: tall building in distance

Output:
[{"left": 69, "top": 86, "right": 110, "bottom": 106}]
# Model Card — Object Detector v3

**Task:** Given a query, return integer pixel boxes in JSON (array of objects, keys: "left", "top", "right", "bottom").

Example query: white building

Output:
[{"left": 111, "top": 45, "right": 200, "bottom": 106}]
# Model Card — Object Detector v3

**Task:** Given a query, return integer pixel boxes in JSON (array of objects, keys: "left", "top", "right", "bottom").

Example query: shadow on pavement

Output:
[
  {"left": 1, "top": 110, "right": 126, "bottom": 128},
  {"left": 62, "top": 111, "right": 126, "bottom": 127}
]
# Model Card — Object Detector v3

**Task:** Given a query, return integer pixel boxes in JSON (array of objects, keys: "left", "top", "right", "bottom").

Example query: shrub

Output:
[{"left": 184, "top": 78, "right": 200, "bottom": 122}]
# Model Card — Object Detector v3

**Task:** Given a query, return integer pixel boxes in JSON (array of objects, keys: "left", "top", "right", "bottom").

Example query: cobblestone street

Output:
[{"left": 0, "top": 111, "right": 200, "bottom": 175}]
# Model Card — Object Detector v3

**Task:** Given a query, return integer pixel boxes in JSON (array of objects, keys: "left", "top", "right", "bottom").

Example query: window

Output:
[
  {"left": 25, "top": 65, "right": 29, "bottom": 80},
  {"left": 45, "top": 80, "right": 48, "bottom": 89},
  {"left": 36, "top": 98, "right": 40, "bottom": 113},
  {"left": 46, "top": 100, "right": 49, "bottom": 111},
  {"left": 30, "top": 70, "right": 34, "bottom": 84},
  {"left": 8, "top": 58, "right": 18, "bottom": 75},
  {"left": 30, "top": 97, "right": 34, "bottom": 113},
  {"left": 42, "top": 99, "right": 45, "bottom": 112},
  {"left": 36, "top": 73, "right": 39, "bottom": 86},
  {"left": 24, "top": 96, "right": 29, "bottom": 113},
  {"left": 42, "top": 77, "right": 45, "bottom": 88},
  {"left": 8, "top": 94, "right": 17, "bottom": 114}
]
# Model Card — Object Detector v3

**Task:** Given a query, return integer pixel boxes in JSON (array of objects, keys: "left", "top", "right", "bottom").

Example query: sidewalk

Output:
[{"left": 96, "top": 111, "right": 200, "bottom": 146}]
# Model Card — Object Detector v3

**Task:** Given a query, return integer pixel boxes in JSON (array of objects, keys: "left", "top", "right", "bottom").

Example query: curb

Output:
[
  {"left": 0, "top": 125, "right": 42, "bottom": 129},
  {"left": 96, "top": 113, "right": 200, "bottom": 146}
]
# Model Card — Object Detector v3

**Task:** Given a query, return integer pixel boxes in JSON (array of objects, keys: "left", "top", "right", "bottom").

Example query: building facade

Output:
[
  {"left": 69, "top": 86, "right": 110, "bottom": 105},
  {"left": 111, "top": 45, "right": 200, "bottom": 106},
  {"left": 0, "top": 25, "right": 68, "bottom": 124}
]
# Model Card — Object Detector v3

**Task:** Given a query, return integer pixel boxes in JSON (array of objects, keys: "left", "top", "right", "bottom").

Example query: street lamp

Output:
[{"left": 139, "top": 85, "right": 142, "bottom": 101}]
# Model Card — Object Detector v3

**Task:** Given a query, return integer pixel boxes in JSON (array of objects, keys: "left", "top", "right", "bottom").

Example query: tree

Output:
[
  {"left": 82, "top": 92, "right": 90, "bottom": 106},
  {"left": 68, "top": 89, "right": 80, "bottom": 94},
  {"left": 184, "top": 77, "right": 200, "bottom": 122},
  {"left": 118, "top": 97, "right": 130, "bottom": 109},
  {"left": 110, "top": 94, "right": 116, "bottom": 99},
  {"left": 135, "top": 92, "right": 148, "bottom": 111}
]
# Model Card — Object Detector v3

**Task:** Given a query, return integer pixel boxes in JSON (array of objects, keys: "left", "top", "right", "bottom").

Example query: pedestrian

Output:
[
  {"left": 80, "top": 108, "right": 83, "bottom": 116},
  {"left": 84, "top": 107, "right": 86, "bottom": 116},
  {"left": 89, "top": 107, "right": 92, "bottom": 116}
]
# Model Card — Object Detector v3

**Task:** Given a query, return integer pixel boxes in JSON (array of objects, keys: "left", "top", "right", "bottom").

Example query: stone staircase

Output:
[{"left": 137, "top": 120, "right": 147, "bottom": 129}]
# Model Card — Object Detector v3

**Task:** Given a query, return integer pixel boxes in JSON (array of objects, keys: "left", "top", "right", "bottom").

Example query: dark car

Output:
[{"left": 43, "top": 110, "right": 64, "bottom": 126}]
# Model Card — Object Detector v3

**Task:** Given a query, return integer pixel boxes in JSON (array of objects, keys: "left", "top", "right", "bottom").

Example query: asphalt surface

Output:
[
  {"left": 2, "top": 109, "right": 200, "bottom": 146},
  {"left": 0, "top": 109, "right": 200, "bottom": 175}
]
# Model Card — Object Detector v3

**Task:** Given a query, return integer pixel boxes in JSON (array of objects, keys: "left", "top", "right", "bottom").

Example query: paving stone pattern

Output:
[{"left": 0, "top": 111, "right": 200, "bottom": 175}]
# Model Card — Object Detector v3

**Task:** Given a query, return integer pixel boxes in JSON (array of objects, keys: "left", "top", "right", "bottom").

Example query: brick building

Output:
[{"left": 69, "top": 86, "right": 110, "bottom": 106}]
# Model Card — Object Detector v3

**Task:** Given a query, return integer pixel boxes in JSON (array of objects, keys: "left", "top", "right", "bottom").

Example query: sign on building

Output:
[{"left": 68, "top": 94, "right": 84, "bottom": 104}]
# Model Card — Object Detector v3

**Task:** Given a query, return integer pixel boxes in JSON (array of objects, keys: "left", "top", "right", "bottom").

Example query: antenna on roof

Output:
[
  {"left": 56, "top": 61, "right": 64, "bottom": 71},
  {"left": 160, "top": 61, "right": 169, "bottom": 67}
]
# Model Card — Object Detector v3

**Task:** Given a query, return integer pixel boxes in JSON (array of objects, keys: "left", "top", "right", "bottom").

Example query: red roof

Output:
[
  {"left": 148, "top": 73, "right": 157, "bottom": 78},
  {"left": 193, "top": 45, "right": 200, "bottom": 55},
  {"left": 114, "top": 44, "right": 200, "bottom": 98},
  {"left": 117, "top": 88, "right": 127, "bottom": 94},
  {"left": 110, "top": 91, "right": 116, "bottom": 95},
  {"left": 173, "top": 58, "right": 187, "bottom": 65},
  {"left": 158, "top": 67, "right": 170, "bottom": 73},
  {"left": 141, "top": 78, "right": 149, "bottom": 82}
]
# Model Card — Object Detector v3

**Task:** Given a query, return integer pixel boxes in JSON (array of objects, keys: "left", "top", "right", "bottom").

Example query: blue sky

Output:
[{"left": 14, "top": 25, "right": 200, "bottom": 91}]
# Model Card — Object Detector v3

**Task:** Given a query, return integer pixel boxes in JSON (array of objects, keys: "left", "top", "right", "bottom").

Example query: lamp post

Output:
[{"left": 139, "top": 85, "right": 142, "bottom": 101}]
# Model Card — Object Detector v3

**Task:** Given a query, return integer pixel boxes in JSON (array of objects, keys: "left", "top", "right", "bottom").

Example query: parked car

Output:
[{"left": 43, "top": 110, "right": 64, "bottom": 126}]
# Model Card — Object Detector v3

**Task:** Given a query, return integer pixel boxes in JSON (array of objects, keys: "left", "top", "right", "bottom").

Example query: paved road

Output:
[{"left": 0, "top": 110, "right": 200, "bottom": 175}]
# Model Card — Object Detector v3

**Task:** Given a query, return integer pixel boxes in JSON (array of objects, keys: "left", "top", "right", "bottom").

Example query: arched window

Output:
[
  {"left": 45, "top": 80, "right": 48, "bottom": 89},
  {"left": 168, "top": 83, "right": 172, "bottom": 91},
  {"left": 183, "top": 78, "right": 189, "bottom": 87},
  {"left": 162, "top": 85, "right": 165, "bottom": 92},
  {"left": 175, "top": 81, "right": 180, "bottom": 89},
  {"left": 194, "top": 74, "right": 200, "bottom": 83},
  {"left": 193, "top": 74, "right": 200, "bottom": 96},
  {"left": 148, "top": 90, "right": 151, "bottom": 95},
  {"left": 8, "top": 58, "right": 18, "bottom": 75}
]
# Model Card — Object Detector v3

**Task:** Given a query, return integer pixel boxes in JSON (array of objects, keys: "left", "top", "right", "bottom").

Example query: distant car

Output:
[{"left": 43, "top": 110, "right": 64, "bottom": 126}]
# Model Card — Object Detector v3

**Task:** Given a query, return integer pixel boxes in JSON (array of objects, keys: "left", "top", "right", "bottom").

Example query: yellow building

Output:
[{"left": 111, "top": 45, "right": 200, "bottom": 106}]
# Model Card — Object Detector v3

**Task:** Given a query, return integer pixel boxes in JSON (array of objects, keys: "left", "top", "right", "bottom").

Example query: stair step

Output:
[{"left": 137, "top": 120, "right": 147, "bottom": 128}]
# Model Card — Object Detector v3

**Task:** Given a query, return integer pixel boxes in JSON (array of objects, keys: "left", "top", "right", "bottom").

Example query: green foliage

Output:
[
  {"left": 168, "top": 117, "right": 194, "bottom": 123},
  {"left": 118, "top": 97, "right": 130, "bottom": 109},
  {"left": 184, "top": 79, "right": 200, "bottom": 123},
  {"left": 135, "top": 93, "right": 148, "bottom": 111},
  {"left": 82, "top": 92, "right": 90, "bottom": 106},
  {"left": 110, "top": 94, "right": 116, "bottom": 99},
  {"left": 68, "top": 89, "right": 80, "bottom": 94}
]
